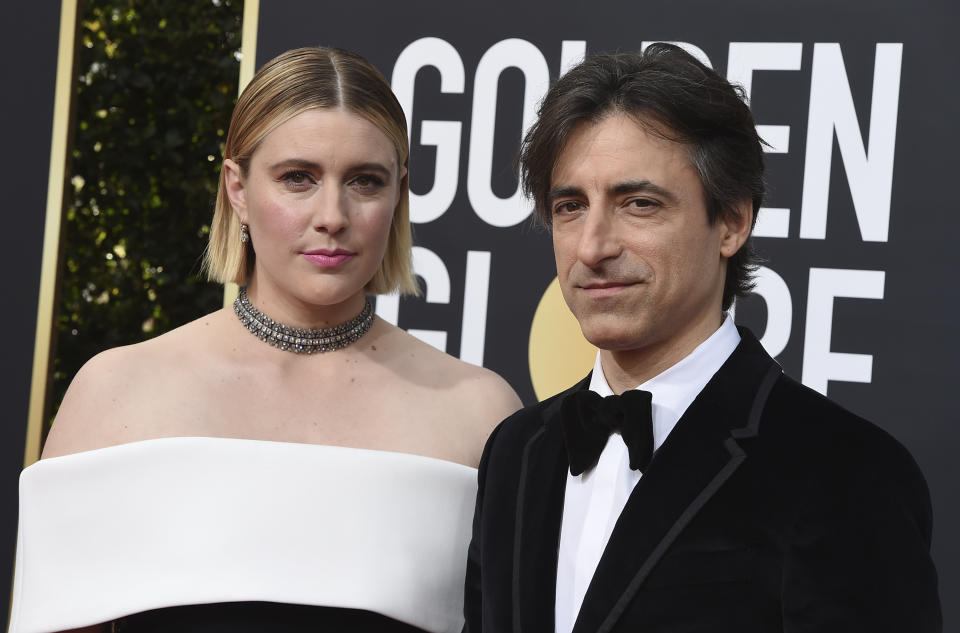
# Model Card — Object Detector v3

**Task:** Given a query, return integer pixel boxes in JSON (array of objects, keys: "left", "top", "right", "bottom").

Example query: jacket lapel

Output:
[
  {"left": 571, "top": 330, "right": 782, "bottom": 633},
  {"left": 513, "top": 375, "right": 591, "bottom": 633}
]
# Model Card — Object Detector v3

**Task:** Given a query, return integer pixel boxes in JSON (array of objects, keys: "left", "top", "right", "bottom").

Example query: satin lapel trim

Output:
[
  {"left": 512, "top": 376, "right": 590, "bottom": 633},
  {"left": 572, "top": 341, "right": 781, "bottom": 633}
]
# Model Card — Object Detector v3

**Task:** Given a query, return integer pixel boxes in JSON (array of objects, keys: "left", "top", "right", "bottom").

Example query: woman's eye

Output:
[
  {"left": 350, "top": 174, "right": 385, "bottom": 191},
  {"left": 280, "top": 170, "right": 313, "bottom": 187}
]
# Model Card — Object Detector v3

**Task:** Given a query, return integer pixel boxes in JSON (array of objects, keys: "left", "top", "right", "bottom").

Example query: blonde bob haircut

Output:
[{"left": 204, "top": 46, "right": 417, "bottom": 296}]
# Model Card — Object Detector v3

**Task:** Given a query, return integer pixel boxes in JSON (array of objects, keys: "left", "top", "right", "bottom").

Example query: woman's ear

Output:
[
  {"left": 222, "top": 158, "right": 248, "bottom": 223},
  {"left": 393, "top": 164, "right": 409, "bottom": 209},
  {"left": 719, "top": 200, "right": 754, "bottom": 259}
]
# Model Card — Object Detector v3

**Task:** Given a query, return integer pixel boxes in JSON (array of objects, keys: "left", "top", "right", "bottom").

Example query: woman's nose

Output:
[{"left": 312, "top": 187, "right": 349, "bottom": 234}]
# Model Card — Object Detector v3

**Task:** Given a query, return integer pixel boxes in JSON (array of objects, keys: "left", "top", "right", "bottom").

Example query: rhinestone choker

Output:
[{"left": 233, "top": 287, "right": 374, "bottom": 354}]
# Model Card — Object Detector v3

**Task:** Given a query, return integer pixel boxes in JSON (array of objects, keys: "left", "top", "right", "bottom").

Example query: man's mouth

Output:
[{"left": 579, "top": 280, "right": 637, "bottom": 297}]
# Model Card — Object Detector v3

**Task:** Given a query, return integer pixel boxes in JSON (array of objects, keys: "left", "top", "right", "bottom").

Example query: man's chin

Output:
[{"left": 579, "top": 326, "right": 646, "bottom": 353}]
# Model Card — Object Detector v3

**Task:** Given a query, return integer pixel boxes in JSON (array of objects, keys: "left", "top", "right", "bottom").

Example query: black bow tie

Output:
[{"left": 560, "top": 389, "right": 654, "bottom": 476}]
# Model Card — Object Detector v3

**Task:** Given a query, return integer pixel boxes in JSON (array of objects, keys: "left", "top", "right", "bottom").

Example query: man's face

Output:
[{"left": 550, "top": 113, "right": 745, "bottom": 359}]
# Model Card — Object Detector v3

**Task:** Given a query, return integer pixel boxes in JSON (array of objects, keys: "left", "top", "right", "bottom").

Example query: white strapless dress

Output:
[{"left": 9, "top": 437, "right": 478, "bottom": 633}]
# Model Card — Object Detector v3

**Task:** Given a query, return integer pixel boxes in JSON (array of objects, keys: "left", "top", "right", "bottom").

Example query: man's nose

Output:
[
  {"left": 577, "top": 209, "right": 620, "bottom": 267},
  {"left": 312, "top": 186, "right": 349, "bottom": 234}
]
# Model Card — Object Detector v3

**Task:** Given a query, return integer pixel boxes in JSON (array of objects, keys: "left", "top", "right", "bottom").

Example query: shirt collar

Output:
[{"left": 588, "top": 315, "right": 741, "bottom": 450}]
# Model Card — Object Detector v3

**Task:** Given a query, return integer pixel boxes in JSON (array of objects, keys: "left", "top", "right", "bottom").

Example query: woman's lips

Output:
[{"left": 302, "top": 250, "right": 355, "bottom": 267}]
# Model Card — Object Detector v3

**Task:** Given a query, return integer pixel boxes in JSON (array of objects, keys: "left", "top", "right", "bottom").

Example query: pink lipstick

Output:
[{"left": 302, "top": 249, "right": 355, "bottom": 267}]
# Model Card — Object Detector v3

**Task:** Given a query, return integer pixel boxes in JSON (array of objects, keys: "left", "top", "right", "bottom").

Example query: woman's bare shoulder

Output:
[
  {"left": 41, "top": 311, "right": 227, "bottom": 459},
  {"left": 447, "top": 359, "right": 523, "bottom": 428},
  {"left": 380, "top": 323, "right": 523, "bottom": 429},
  {"left": 42, "top": 343, "right": 149, "bottom": 458}
]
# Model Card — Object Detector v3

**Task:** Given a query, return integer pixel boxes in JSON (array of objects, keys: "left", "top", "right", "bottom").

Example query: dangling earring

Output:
[{"left": 240, "top": 223, "right": 249, "bottom": 244}]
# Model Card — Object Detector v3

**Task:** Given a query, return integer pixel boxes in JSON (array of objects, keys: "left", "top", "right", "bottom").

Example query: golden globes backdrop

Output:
[
  {"left": 251, "top": 0, "right": 957, "bottom": 622},
  {"left": 6, "top": 0, "right": 958, "bottom": 627}
]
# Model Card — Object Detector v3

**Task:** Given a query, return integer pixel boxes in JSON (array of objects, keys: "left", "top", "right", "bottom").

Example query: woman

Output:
[{"left": 10, "top": 47, "right": 521, "bottom": 633}]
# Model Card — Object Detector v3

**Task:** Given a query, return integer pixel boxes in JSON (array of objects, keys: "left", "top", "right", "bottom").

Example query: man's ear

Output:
[
  {"left": 222, "top": 158, "right": 248, "bottom": 223},
  {"left": 719, "top": 200, "right": 753, "bottom": 259}
]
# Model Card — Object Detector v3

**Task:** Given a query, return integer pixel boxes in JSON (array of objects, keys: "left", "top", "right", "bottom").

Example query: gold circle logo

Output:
[{"left": 528, "top": 277, "right": 597, "bottom": 400}]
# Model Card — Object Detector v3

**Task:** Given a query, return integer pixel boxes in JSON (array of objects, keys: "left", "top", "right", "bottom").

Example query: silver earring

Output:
[{"left": 240, "top": 223, "right": 249, "bottom": 244}]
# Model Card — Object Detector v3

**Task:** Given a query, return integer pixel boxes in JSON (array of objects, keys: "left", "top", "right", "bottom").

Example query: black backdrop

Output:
[
  {"left": 2, "top": 0, "right": 64, "bottom": 621},
  {"left": 5, "top": 0, "right": 958, "bottom": 628},
  {"left": 256, "top": 0, "right": 958, "bottom": 625}
]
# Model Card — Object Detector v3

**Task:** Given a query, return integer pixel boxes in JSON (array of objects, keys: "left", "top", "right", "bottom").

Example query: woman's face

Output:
[{"left": 225, "top": 108, "right": 403, "bottom": 315}]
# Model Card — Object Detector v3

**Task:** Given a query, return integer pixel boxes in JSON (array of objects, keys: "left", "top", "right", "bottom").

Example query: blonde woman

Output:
[{"left": 11, "top": 47, "right": 520, "bottom": 633}]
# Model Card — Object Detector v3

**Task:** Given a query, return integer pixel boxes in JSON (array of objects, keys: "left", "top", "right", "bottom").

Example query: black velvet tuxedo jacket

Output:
[{"left": 464, "top": 328, "right": 940, "bottom": 633}]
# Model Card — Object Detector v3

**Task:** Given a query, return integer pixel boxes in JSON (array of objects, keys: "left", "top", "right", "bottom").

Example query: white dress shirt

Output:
[{"left": 554, "top": 316, "right": 741, "bottom": 633}]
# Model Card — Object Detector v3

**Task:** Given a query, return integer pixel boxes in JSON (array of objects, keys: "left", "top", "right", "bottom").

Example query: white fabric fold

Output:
[{"left": 10, "top": 437, "right": 477, "bottom": 633}]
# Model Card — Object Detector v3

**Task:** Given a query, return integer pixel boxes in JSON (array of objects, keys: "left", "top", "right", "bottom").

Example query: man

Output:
[{"left": 464, "top": 44, "right": 940, "bottom": 633}]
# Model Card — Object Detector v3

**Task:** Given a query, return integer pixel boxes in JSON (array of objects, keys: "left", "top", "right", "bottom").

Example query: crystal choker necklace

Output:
[{"left": 233, "top": 287, "right": 374, "bottom": 354}]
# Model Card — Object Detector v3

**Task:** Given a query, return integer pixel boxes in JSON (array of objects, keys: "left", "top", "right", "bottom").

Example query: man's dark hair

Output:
[{"left": 519, "top": 43, "right": 765, "bottom": 310}]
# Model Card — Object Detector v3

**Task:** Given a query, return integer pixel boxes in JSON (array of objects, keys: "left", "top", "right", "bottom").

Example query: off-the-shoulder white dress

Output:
[{"left": 9, "top": 437, "right": 477, "bottom": 633}]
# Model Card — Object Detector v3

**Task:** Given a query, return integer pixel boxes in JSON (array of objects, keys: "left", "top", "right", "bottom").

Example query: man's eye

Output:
[
  {"left": 628, "top": 198, "right": 657, "bottom": 210},
  {"left": 553, "top": 201, "right": 583, "bottom": 215}
]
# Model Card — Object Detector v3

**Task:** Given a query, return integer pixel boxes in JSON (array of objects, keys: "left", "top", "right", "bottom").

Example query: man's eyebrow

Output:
[
  {"left": 547, "top": 180, "right": 678, "bottom": 206},
  {"left": 609, "top": 179, "right": 678, "bottom": 202},
  {"left": 547, "top": 185, "right": 585, "bottom": 205}
]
